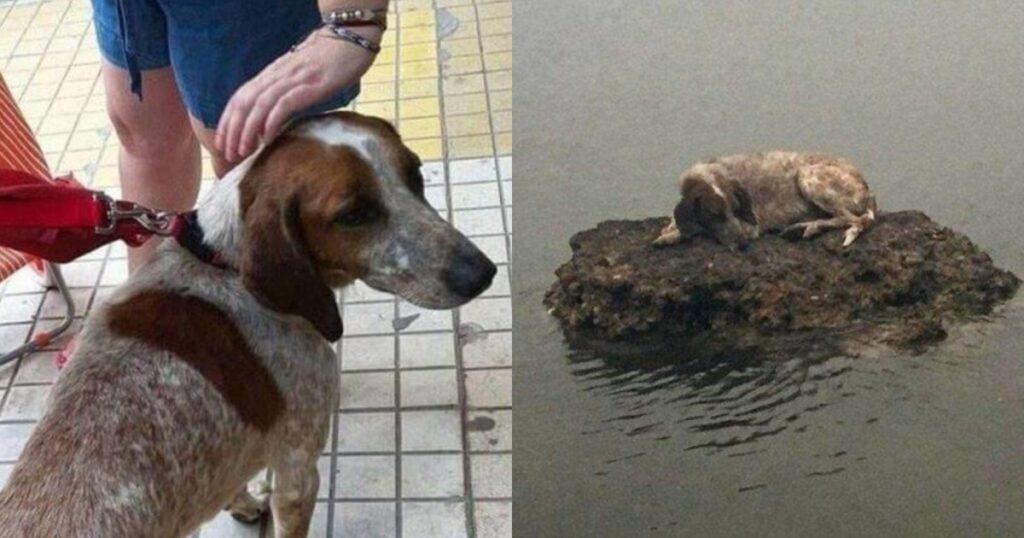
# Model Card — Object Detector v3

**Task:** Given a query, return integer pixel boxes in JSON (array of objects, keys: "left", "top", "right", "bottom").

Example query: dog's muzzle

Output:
[{"left": 443, "top": 248, "right": 497, "bottom": 300}]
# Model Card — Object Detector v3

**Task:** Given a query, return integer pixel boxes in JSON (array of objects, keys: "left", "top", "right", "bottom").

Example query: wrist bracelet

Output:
[
  {"left": 324, "top": 8, "right": 388, "bottom": 30},
  {"left": 324, "top": 25, "right": 382, "bottom": 54}
]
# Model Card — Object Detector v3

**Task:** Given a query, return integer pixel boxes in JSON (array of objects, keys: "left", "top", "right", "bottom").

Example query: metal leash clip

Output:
[{"left": 94, "top": 192, "right": 178, "bottom": 236}]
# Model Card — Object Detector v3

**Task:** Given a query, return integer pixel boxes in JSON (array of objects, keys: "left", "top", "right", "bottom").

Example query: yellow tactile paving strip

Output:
[{"left": 353, "top": 0, "right": 512, "bottom": 163}]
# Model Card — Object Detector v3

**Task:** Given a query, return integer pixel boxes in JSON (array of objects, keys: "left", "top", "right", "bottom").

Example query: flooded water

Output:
[{"left": 514, "top": 2, "right": 1024, "bottom": 536}]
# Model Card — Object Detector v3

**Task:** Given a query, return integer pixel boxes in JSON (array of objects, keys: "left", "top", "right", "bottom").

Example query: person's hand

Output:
[{"left": 215, "top": 27, "right": 381, "bottom": 163}]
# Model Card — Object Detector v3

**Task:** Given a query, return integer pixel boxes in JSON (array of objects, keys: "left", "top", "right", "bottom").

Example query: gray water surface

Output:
[{"left": 514, "top": 2, "right": 1024, "bottom": 536}]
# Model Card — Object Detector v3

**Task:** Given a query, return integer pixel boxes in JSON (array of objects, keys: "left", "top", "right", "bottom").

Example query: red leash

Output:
[{"left": 0, "top": 167, "right": 183, "bottom": 263}]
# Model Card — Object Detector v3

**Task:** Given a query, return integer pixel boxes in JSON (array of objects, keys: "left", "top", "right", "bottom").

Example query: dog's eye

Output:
[{"left": 333, "top": 204, "right": 381, "bottom": 228}]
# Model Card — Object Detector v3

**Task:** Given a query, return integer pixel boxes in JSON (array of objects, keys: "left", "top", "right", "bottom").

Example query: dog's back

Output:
[
  {"left": 0, "top": 247, "right": 333, "bottom": 538},
  {"left": 0, "top": 354, "right": 262, "bottom": 537}
]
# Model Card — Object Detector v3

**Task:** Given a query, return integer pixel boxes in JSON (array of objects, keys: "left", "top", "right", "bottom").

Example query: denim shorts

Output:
[{"left": 91, "top": 0, "right": 360, "bottom": 128}]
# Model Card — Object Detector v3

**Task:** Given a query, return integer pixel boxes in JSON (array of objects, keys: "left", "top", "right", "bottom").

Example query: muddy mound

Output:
[{"left": 545, "top": 211, "right": 1019, "bottom": 350}]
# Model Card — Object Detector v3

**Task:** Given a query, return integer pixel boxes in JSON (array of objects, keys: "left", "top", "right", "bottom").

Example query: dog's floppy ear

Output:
[
  {"left": 692, "top": 181, "right": 726, "bottom": 220},
  {"left": 672, "top": 197, "right": 691, "bottom": 227},
  {"left": 728, "top": 183, "right": 757, "bottom": 226},
  {"left": 374, "top": 117, "right": 400, "bottom": 137},
  {"left": 240, "top": 192, "right": 343, "bottom": 341}
]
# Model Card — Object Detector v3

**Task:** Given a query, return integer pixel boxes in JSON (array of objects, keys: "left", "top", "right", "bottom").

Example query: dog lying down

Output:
[
  {"left": 653, "top": 151, "right": 877, "bottom": 249},
  {"left": 0, "top": 112, "right": 496, "bottom": 537}
]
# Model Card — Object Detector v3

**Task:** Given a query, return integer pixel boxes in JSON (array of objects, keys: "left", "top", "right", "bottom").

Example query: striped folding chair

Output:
[{"left": 0, "top": 72, "right": 77, "bottom": 366}]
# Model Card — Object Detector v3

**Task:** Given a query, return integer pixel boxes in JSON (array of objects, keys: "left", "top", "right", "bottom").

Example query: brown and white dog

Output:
[
  {"left": 0, "top": 111, "right": 496, "bottom": 537},
  {"left": 653, "top": 151, "right": 877, "bottom": 249}
]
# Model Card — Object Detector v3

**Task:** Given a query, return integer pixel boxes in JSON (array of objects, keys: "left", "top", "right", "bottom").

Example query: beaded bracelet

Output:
[
  {"left": 324, "top": 8, "right": 388, "bottom": 30},
  {"left": 320, "top": 8, "right": 387, "bottom": 54}
]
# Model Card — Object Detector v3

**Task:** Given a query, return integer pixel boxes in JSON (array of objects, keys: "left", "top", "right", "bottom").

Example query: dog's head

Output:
[
  {"left": 212, "top": 112, "right": 495, "bottom": 341},
  {"left": 674, "top": 169, "right": 757, "bottom": 249}
]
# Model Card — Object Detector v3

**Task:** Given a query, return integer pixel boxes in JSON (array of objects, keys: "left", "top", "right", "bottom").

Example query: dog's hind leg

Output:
[
  {"left": 783, "top": 216, "right": 848, "bottom": 239},
  {"left": 225, "top": 479, "right": 272, "bottom": 523},
  {"left": 842, "top": 225, "right": 863, "bottom": 246},
  {"left": 842, "top": 196, "right": 877, "bottom": 246},
  {"left": 795, "top": 163, "right": 875, "bottom": 246},
  {"left": 841, "top": 208, "right": 875, "bottom": 246}
]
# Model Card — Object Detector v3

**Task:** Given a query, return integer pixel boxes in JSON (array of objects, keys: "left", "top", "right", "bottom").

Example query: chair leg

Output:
[{"left": 0, "top": 262, "right": 76, "bottom": 367}]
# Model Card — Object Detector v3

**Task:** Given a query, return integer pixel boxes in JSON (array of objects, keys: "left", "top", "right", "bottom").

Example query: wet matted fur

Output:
[{"left": 654, "top": 151, "right": 876, "bottom": 249}]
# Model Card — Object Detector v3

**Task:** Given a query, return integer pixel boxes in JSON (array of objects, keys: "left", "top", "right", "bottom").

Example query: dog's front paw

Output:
[
  {"left": 226, "top": 479, "right": 272, "bottom": 523},
  {"left": 652, "top": 231, "right": 682, "bottom": 248},
  {"left": 652, "top": 218, "right": 682, "bottom": 248}
]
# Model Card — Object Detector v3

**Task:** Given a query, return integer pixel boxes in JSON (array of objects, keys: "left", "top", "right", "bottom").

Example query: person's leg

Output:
[
  {"left": 188, "top": 118, "right": 233, "bottom": 178},
  {"left": 101, "top": 61, "right": 201, "bottom": 271}
]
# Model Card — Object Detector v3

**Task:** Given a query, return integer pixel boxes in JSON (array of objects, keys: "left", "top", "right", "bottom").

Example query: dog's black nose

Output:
[{"left": 444, "top": 251, "right": 497, "bottom": 299}]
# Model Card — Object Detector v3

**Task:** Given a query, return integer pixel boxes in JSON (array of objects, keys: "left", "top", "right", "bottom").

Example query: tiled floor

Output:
[{"left": 0, "top": 0, "right": 511, "bottom": 536}]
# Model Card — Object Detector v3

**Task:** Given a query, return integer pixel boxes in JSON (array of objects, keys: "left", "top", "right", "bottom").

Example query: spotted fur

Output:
[{"left": 654, "top": 151, "right": 877, "bottom": 249}]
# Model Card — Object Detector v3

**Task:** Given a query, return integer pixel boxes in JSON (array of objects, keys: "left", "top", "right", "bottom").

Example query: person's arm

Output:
[{"left": 216, "top": 0, "right": 390, "bottom": 162}]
